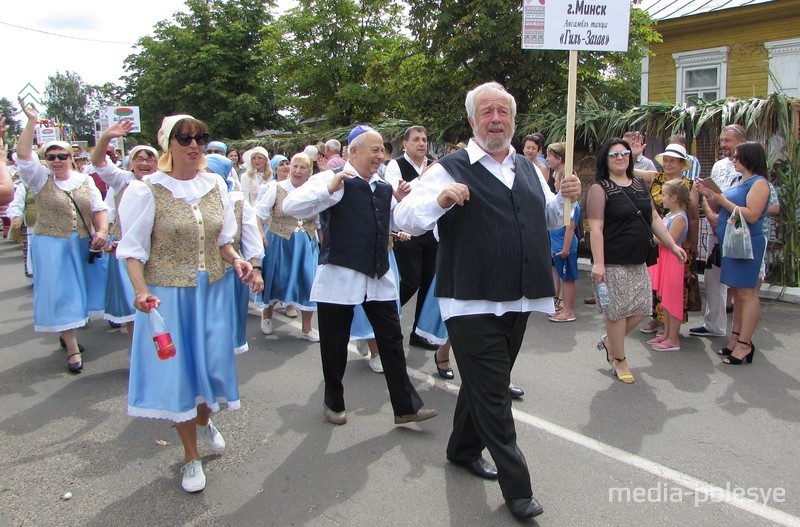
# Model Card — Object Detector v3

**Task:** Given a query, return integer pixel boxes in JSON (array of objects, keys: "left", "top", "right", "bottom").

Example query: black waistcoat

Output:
[
  {"left": 319, "top": 176, "right": 391, "bottom": 278},
  {"left": 435, "top": 149, "right": 554, "bottom": 301}
]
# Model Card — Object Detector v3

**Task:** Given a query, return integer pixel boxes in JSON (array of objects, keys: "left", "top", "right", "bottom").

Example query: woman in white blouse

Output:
[
  {"left": 116, "top": 114, "right": 257, "bottom": 494},
  {"left": 16, "top": 102, "right": 109, "bottom": 373},
  {"left": 240, "top": 146, "right": 272, "bottom": 206}
]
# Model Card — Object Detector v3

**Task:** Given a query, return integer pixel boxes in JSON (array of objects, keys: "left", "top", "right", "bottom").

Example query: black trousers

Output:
[
  {"left": 393, "top": 231, "right": 438, "bottom": 331},
  {"left": 317, "top": 300, "right": 423, "bottom": 415},
  {"left": 445, "top": 312, "right": 533, "bottom": 500}
]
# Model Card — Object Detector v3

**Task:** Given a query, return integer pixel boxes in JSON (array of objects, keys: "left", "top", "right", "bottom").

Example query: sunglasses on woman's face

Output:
[
  {"left": 45, "top": 153, "right": 70, "bottom": 161},
  {"left": 608, "top": 150, "right": 632, "bottom": 158},
  {"left": 206, "top": 148, "right": 223, "bottom": 154},
  {"left": 174, "top": 133, "right": 210, "bottom": 147}
]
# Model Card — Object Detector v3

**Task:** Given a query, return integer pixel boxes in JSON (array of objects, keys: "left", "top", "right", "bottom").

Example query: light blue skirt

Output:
[
  {"left": 258, "top": 230, "right": 318, "bottom": 311},
  {"left": 350, "top": 251, "right": 401, "bottom": 340},
  {"left": 228, "top": 266, "right": 250, "bottom": 353},
  {"left": 128, "top": 272, "right": 240, "bottom": 423},
  {"left": 105, "top": 256, "right": 136, "bottom": 323},
  {"left": 30, "top": 232, "right": 107, "bottom": 332},
  {"left": 413, "top": 275, "right": 448, "bottom": 345}
]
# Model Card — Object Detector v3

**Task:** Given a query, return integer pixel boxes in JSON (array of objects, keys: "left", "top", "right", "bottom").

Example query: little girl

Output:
[{"left": 648, "top": 179, "right": 690, "bottom": 351}]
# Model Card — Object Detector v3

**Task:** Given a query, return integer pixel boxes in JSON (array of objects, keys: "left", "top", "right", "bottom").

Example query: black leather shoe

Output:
[
  {"left": 67, "top": 352, "right": 83, "bottom": 374},
  {"left": 450, "top": 457, "right": 498, "bottom": 480},
  {"left": 509, "top": 386, "right": 525, "bottom": 398},
  {"left": 505, "top": 496, "right": 544, "bottom": 520},
  {"left": 409, "top": 333, "right": 439, "bottom": 350}
]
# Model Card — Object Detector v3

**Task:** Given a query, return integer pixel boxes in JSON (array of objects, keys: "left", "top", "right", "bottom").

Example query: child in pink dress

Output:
[{"left": 648, "top": 179, "right": 689, "bottom": 351}]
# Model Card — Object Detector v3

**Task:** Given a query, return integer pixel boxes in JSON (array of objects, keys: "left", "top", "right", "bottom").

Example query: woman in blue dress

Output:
[
  {"left": 206, "top": 153, "right": 265, "bottom": 353},
  {"left": 548, "top": 170, "right": 580, "bottom": 323},
  {"left": 698, "top": 141, "right": 770, "bottom": 365},
  {"left": 117, "top": 114, "right": 258, "bottom": 493},
  {"left": 92, "top": 121, "right": 159, "bottom": 339},
  {"left": 255, "top": 153, "right": 320, "bottom": 341},
  {"left": 16, "top": 102, "right": 109, "bottom": 373}
]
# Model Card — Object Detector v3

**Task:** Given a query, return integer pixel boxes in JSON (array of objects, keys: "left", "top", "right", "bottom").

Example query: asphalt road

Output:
[{"left": 1, "top": 237, "right": 799, "bottom": 527}]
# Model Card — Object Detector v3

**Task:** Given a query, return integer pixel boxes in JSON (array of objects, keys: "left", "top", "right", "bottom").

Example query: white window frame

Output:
[
  {"left": 765, "top": 37, "right": 800, "bottom": 97},
  {"left": 672, "top": 46, "right": 728, "bottom": 105}
]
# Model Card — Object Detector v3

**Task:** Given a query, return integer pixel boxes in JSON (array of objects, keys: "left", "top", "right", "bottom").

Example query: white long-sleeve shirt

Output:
[
  {"left": 393, "top": 139, "right": 570, "bottom": 320},
  {"left": 282, "top": 161, "right": 398, "bottom": 305}
]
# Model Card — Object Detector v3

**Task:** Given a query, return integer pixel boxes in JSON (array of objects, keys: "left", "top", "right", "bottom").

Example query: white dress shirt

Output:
[
  {"left": 15, "top": 155, "right": 107, "bottom": 213},
  {"left": 383, "top": 153, "right": 428, "bottom": 189},
  {"left": 282, "top": 162, "right": 399, "bottom": 305},
  {"left": 393, "top": 139, "right": 570, "bottom": 320},
  {"left": 229, "top": 190, "right": 265, "bottom": 261}
]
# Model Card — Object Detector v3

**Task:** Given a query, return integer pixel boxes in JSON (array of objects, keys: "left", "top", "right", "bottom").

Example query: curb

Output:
[{"left": 577, "top": 257, "right": 800, "bottom": 305}]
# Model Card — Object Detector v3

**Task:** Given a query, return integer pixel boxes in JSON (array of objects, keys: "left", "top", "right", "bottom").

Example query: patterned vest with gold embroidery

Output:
[
  {"left": 110, "top": 181, "right": 129, "bottom": 240},
  {"left": 144, "top": 181, "right": 226, "bottom": 287},
  {"left": 268, "top": 185, "right": 317, "bottom": 240},
  {"left": 34, "top": 176, "right": 92, "bottom": 238}
]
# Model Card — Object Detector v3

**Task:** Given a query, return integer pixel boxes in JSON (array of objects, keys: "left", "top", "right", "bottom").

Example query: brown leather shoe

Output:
[{"left": 394, "top": 408, "right": 438, "bottom": 424}]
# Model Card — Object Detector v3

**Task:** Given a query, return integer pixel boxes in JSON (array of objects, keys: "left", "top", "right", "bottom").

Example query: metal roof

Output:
[{"left": 639, "top": 0, "right": 776, "bottom": 21}]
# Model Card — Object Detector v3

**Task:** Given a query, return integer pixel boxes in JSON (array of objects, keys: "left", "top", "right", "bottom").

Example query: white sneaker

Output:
[
  {"left": 284, "top": 305, "right": 298, "bottom": 318},
  {"left": 181, "top": 460, "right": 206, "bottom": 493},
  {"left": 261, "top": 316, "right": 273, "bottom": 335},
  {"left": 197, "top": 421, "right": 225, "bottom": 452},
  {"left": 300, "top": 329, "right": 320, "bottom": 342},
  {"left": 355, "top": 339, "right": 369, "bottom": 357},
  {"left": 368, "top": 355, "right": 384, "bottom": 373}
]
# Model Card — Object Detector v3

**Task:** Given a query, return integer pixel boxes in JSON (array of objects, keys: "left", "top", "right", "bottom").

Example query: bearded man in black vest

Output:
[
  {"left": 394, "top": 82, "right": 581, "bottom": 521},
  {"left": 384, "top": 125, "right": 439, "bottom": 350},
  {"left": 283, "top": 125, "right": 438, "bottom": 428}
]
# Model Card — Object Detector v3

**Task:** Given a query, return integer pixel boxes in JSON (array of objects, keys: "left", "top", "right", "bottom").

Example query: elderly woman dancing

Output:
[
  {"left": 117, "top": 114, "right": 257, "bottom": 493},
  {"left": 15, "top": 101, "right": 109, "bottom": 373}
]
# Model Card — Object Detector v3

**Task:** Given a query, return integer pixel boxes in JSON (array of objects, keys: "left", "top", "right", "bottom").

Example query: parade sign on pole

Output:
[
  {"left": 99, "top": 106, "right": 142, "bottom": 133},
  {"left": 521, "top": 0, "right": 631, "bottom": 224}
]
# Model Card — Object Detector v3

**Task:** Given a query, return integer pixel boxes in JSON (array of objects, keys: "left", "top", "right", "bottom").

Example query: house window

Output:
[
  {"left": 765, "top": 37, "right": 800, "bottom": 97},
  {"left": 673, "top": 47, "right": 728, "bottom": 105}
]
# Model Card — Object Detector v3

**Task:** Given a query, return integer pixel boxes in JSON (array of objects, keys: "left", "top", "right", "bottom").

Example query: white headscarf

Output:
[{"left": 156, "top": 114, "right": 207, "bottom": 173}]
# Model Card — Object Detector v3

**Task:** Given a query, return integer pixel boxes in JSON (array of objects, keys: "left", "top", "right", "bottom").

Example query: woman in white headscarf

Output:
[
  {"left": 240, "top": 146, "right": 272, "bottom": 206},
  {"left": 15, "top": 101, "right": 109, "bottom": 374},
  {"left": 117, "top": 114, "right": 257, "bottom": 494},
  {"left": 92, "top": 120, "right": 159, "bottom": 337}
]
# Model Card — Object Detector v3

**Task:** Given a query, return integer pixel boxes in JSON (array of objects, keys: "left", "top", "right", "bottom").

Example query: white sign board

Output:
[
  {"left": 99, "top": 106, "right": 142, "bottom": 133},
  {"left": 37, "top": 126, "right": 59, "bottom": 144},
  {"left": 522, "top": 0, "right": 631, "bottom": 52}
]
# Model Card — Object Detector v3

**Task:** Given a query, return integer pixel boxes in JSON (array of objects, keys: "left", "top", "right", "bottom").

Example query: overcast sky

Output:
[{"left": 1, "top": 0, "right": 292, "bottom": 115}]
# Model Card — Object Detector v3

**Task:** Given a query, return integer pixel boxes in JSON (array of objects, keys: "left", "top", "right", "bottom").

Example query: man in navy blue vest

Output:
[
  {"left": 283, "top": 125, "right": 438, "bottom": 427},
  {"left": 384, "top": 125, "right": 440, "bottom": 350},
  {"left": 395, "top": 82, "right": 581, "bottom": 521}
]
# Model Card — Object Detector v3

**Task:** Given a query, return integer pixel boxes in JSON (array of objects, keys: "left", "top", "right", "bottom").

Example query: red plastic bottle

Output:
[{"left": 147, "top": 301, "right": 176, "bottom": 360}]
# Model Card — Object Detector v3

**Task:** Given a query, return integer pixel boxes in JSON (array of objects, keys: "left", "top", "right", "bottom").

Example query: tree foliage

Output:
[
  {"left": 0, "top": 98, "right": 21, "bottom": 139},
  {"left": 272, "top": 0, "right": 408, "bottom": 127},
  {"left": 122, "top": 0, "right": 283, "bottom": 140},
  {"left": 44, "top": 71, "right": 94, "bottom": 140}
]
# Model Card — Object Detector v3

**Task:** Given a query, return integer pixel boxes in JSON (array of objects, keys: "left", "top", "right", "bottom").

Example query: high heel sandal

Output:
[
  {"left": 596, "top": 334, "right": 610, "bottom": 364},
  {"left": 717, "top": 332, "right": 739, "bottom": 356},
  {"left": 610, "top": 356, "right": 635, "bottom": 384},
  {"left": 723, "top": 340, "right": 755, "bottom": 365},
  {"left": 434, "top": 352, "right": 454, "bottom": 380}
]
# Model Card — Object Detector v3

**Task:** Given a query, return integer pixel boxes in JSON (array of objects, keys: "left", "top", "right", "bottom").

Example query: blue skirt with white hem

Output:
[
  {"left": 350, "top": 251, "right": 401, "bottom": 340},
  {"left": 228, "top": 266, "right": 250, "bottom": 354},
  {"left": 30, "top": 232, "right": 107, "bottom": 332},
  {"left": 127, "top": 271, "right": 240, "bottom": 423},
  {"left": 258, "top": 230, "right": 318, "bottom": 311},
  {"left": 413, "top": 275, "right": 448, "bottom": 345},
  {"left": 105, "top": 256, "right": 136, "bottom": 324}
]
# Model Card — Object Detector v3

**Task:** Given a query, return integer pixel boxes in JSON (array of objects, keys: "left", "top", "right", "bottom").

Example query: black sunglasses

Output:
[
  {"left": 174, "top": 133, "right": 210, "bottom": 147},
  {"left": 45, "top": 153, "right": 70, "bottom": 161},
  {"left": 206, "top": 148, "right": 223, "bottom": 154}
]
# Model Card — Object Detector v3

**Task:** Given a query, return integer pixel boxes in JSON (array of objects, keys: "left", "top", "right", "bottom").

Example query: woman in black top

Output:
[{"left": 587, "top": 139, "right": 686, "bottom": 384}]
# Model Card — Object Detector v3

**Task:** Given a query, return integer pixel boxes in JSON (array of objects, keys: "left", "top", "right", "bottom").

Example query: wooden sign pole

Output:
[{"left": 563, "top": 49, "right": 578, "bottom": 226}]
